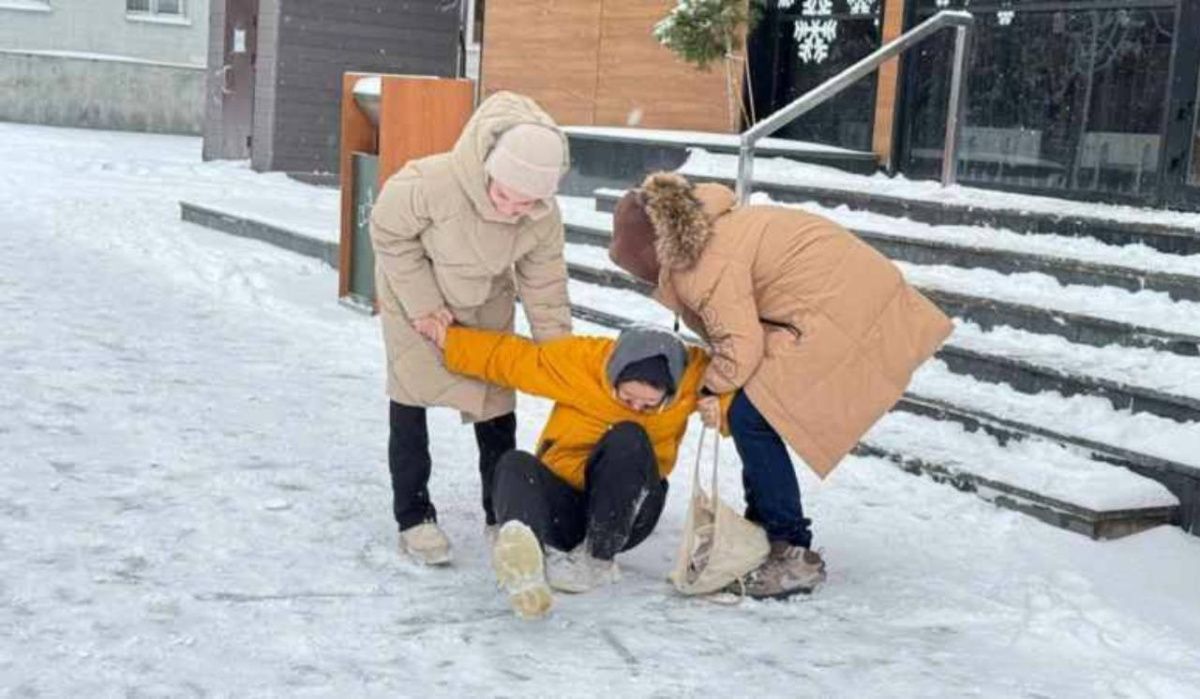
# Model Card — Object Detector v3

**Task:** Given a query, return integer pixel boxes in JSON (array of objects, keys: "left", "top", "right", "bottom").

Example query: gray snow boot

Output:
[{"left": 545, "top": 543, "right": 620, "bottom": 594}]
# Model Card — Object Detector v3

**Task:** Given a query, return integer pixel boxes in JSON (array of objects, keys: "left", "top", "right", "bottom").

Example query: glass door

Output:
[{"left": 1158, "top": 0, "right": 1200, "bottom": 210}]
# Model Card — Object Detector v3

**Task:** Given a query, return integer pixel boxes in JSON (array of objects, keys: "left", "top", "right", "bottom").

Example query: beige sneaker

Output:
[
  {"left": 399, "top": 522, "right": 452, "bottom": 566},
  {"left": 491, "top": 521, "right": 553, "bottom": 619},
  {"left": 743, "top": 543, "right": 826, "bottom": 600}
]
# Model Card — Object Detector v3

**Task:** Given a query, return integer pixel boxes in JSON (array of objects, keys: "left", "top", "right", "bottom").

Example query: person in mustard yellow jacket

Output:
[{"left": 417, "top": 321, "right": 728, "bottom": 619}]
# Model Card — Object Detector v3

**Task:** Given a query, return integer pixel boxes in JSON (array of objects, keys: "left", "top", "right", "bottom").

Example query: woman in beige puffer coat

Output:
[{"left": 369, "top": 92, "right": 573, "bottom": 564}]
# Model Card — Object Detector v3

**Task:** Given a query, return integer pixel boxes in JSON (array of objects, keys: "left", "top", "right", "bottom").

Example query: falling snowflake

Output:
[
  {"left": 802, "top": 0, "right": 833, "bottom": 16},
  {"left": 997, "top": 9, "right": 1015, "bottom": 26},
  {"left": 794, "top": 18, "right": 838, "bottom": 63},
  {"left": 935, "top": 0, "right": 951, "bottom": 7},
  {"left": 847, "top": 0, "right": 874, "bottom": 15}
]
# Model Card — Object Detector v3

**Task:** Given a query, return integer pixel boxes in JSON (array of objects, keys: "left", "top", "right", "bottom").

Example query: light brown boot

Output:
[{"left": 742, "top": 542, "right": 826, "bottom": 600}]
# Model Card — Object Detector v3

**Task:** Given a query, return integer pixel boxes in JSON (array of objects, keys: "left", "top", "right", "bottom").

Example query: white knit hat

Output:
[{"left": 484, "top": 124, "right": 565, "bottom": 200}]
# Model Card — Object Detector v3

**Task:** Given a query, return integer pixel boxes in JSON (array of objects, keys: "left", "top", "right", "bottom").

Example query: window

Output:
[
  {"left": 464, "top": 0, "right": 485, "bottom": 47},
  {"left": 126, "top": 0, "right": 185, "bottom": 18},
  {"left": 0, "top": 0, "right": 52, "bottom": 13},
  {"left": 902, "top": 1, "right": 1176, "bottom": 198},
  {"left": 1191, "top": 72, "right": 1200, "bottom": 187}
]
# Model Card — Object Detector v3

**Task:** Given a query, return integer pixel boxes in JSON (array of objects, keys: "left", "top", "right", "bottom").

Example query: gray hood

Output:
[{"left": 606, "top": 326, "right": 689, "bottom": 399}]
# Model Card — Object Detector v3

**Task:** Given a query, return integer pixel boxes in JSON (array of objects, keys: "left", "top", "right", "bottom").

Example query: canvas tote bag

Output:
[{"left": 670, "top": 428, "right": 770, "bottom": 596}]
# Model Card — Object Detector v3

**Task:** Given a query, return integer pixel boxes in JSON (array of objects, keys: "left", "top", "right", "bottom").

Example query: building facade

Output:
[
  {"left": 0, "top": 0, "right": 210, "bottom": 133},
  {"left": 750, "top": 0, "right": 1200, "bottom": 210}
]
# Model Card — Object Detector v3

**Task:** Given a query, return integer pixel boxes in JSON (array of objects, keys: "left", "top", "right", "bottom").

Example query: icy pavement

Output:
[{"left": 3, "top": 123, "right": 1200, "bottom": 697}]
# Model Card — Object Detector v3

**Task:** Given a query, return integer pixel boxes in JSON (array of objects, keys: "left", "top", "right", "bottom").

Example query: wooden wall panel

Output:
[
  {"left": 481, "top": 0, "right": 604, "bottom": 126},
  {"left": 873, "top": 0, "right": 906, "bottom": 170},
  {"left": 482, "top": 0, "right": 740, "bottom": 132},
  {"left": 594, "top": 0, "right": 742, "bottom": 132},
  {"left": 377, "top": 76, "right": 475, "bottom": 184}
]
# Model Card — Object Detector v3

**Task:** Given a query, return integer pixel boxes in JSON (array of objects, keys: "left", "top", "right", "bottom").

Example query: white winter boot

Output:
[
  {"left": 491, "top": 521, "right": 553, "bottom": 619},
  {"left": 399, "top": 522, "right": 452, "bottom": 566},
  {"left": 545, "top": 543, "right": 620, "bottom": 594}
]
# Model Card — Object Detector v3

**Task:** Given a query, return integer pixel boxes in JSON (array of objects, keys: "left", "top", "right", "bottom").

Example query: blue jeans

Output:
[{"left": 728, "top": 390, "right": 813, "bottom": 548}]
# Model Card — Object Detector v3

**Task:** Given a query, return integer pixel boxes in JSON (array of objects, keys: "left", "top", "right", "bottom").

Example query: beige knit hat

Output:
[{"left": 484, "top": 124, "right": 565, "bottom": 200}]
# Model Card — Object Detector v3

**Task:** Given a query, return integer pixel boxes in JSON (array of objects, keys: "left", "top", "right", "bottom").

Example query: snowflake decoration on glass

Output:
[
  {"left": 847, "top": 0, "right": 874, "bottom": 15},
  {"left": 794, "top": 18, "right": 838, "bottom": 63},
  {"left": 935, "top": 0, "right": 951, "bottom": 7},
  {"left": 997, "top": 9, "right": 1015, "bottom": 25},
  {"left": 778, "top": 0, "right": 797, "bottom": 8},
  {"left": 802, "top": 0, "right": 833, "bottom": 16}
]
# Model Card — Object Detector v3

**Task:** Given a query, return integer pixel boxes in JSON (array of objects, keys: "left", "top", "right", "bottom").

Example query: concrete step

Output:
[
  {"left": 617, "top": 167, "right": 1200, "bottom": 256},
  {"left": 589, "top": 190, "right": 1200, "bottom": 303},
  {"left": 567, "top": 299, "right": 1182, "bottom": 540},
  {"left": 180, "top": 201, "right": 339, "bottom": 268},
  {"left": 561, "top": 128, "right": 879, "bottom": 198},
  {"left": 891, "top": 393, "right": 1199, "bottom": 534},
  {"left": 920, "top": 287, "right": 1200, "bottom": 358},
  {"left": 563, "top": 260, "right": 1200, "bottom": 425}
]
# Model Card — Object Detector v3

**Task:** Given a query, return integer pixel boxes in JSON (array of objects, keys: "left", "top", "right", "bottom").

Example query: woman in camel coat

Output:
[{"left": 609, "top": 172, "right": 952, "bottom": 597}]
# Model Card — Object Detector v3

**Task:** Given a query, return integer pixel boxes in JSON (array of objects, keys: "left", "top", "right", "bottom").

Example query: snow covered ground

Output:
[{"left": 4, "top": 123, "right": 1200, "bottom": 697}]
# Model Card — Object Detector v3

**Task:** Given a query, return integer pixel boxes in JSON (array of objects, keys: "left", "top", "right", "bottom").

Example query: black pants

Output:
[
  {"left": 387, "top": 401, "right": 516, "bottom": 530},
  {"left": 492, "top": 422, "right": 668, "bottom": 561}
]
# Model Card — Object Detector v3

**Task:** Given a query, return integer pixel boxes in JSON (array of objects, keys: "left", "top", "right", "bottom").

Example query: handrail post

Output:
[
  {"left": 941, "top": 24, "right": 970, "bottom": 187},
  {"left": 737, "top": 141, "right": 754, "bottom": 204}
]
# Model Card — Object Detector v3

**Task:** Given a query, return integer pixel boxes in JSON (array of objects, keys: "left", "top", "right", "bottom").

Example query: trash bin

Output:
[{"left": 338, "top": 73, "right": 474, "bottom": 313}]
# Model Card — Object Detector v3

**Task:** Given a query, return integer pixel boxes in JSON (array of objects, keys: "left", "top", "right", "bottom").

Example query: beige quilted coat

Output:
[{"left": 369, "top": 92, "right": 573, "bottom": 421}]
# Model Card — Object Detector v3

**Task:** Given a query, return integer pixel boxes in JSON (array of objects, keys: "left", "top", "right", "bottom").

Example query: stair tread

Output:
[
  {"left": 674, "top": 150, "right": 1200, "bottom": 236},
  {"left": 949, "top": 322, "right": 1200, "bottom": 405},
  {"left": 567, "top": 234, "right": 1200, "bottom": 342},
  {"left": 566, "top": 198, "right": 1200, "bottom": 338},
  {"left": 563, "top": 126, "right": 878, "bottom": 160},
  {"left": 792, "top": 199, "right": 1200, "bottom": 278},
  {"left": 584, "top": 190, "right": 1200, "bottom": 283},
  {"left": 899, "top": 264, "right": 1200, "bottom": 340},
  {"left": 865, "top": 411, "right": 1179, "bottom": 513},
  {"left": 912, "top": 359, "right": 1200, "bottom": 473}
]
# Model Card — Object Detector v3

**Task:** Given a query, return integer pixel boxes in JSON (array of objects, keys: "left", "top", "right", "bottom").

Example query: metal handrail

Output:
[{"left": 736, "top": 10, "right": 975, "bottom": 204}]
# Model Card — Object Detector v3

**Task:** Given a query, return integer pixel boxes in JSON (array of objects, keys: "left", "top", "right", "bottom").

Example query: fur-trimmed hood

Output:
[{"left": 639, "top": 172, "right": 737, "bottom": 270}]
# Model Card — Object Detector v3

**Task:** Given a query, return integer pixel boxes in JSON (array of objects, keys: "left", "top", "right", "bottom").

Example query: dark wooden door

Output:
[{"left": 220, "top": 0, "right": 258, "bottom": 158}]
